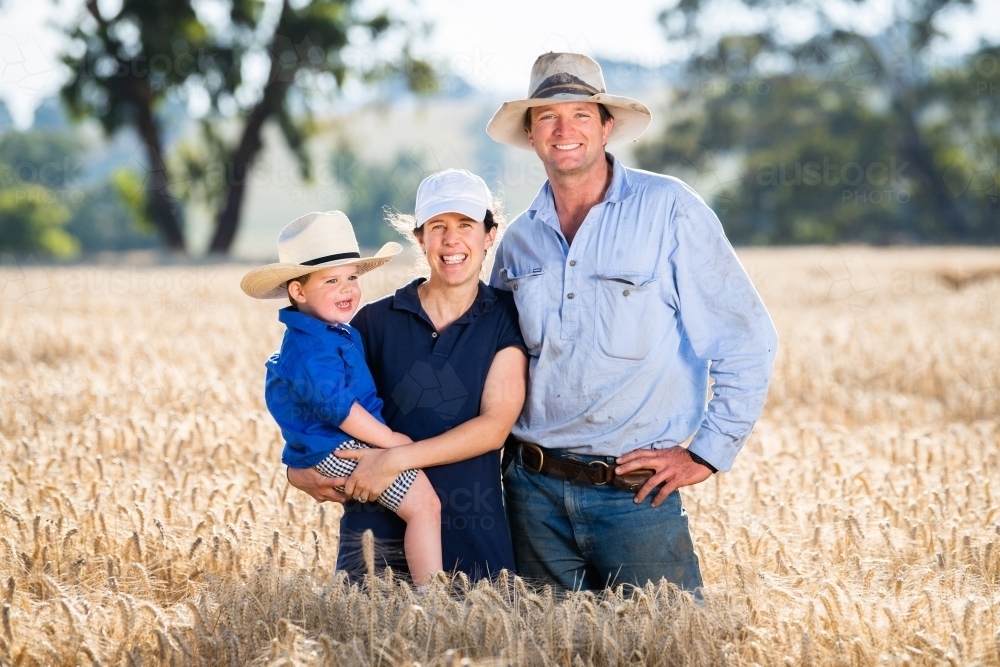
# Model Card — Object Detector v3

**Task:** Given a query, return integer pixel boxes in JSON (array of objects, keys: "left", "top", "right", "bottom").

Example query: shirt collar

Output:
[
  {"left": 527, "top": 152, "right": 635, "bottom": 227},
  {"left": 391, "top": 278, "right": 498, "bottom": 325},
  {"left": 277, "top": 306, "right": 349, "bottom": 339}
]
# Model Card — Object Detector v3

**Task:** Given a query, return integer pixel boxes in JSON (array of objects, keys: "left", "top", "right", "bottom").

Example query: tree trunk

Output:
[
  {"left": 893, "top": 100, "right": 971, "bottom": 238},
  {"left": 208, "top": 1, "right": 293, "bottom": 255},
  {"left": 85, "top": 0, "right": 186, "bottom": 252},
  {"left": 206, "top": 84, "right": 289, "bottom": 254},
  {"left": 134, "top": 83, "right": 187, "bottom": 253}
]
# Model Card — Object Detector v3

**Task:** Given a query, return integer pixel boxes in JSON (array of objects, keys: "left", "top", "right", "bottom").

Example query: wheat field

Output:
[{"left": 0, "top": 247, "right": 998, "bottom": 666}]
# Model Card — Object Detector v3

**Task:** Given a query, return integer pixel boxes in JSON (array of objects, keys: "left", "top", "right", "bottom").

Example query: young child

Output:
[{"left": 241, "top": 210, "right": 443, "bottom": 586}]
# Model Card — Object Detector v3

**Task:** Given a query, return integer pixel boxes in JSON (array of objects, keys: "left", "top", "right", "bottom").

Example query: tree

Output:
[
  {"left": 331, "top": 145, "right": 428, "bottom": 248},
  {"left": 61, "top": 0, "right": 432, "bottom": 254},
  {"left": 0, "top": 128, "right": 161, "bottom": 257},
  {"left": 637, "top": 0, "right": 999, "bottom": 243},
  {"left": 0, "top": 131, "right": 80, "bottom": 257}
]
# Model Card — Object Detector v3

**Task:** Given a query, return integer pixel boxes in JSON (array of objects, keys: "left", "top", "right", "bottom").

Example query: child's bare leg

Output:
[{"left": 393, "top": 471, "right": 442, "bottom": 587}]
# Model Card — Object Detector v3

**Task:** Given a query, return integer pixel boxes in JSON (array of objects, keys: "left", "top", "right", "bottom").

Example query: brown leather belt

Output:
[{"left": 512, "top": 438, "right": 657, "bottom": 492}]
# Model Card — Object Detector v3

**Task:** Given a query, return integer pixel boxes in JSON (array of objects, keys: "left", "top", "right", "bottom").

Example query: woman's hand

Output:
[
  {"left": 286, "top": 466, "right": 351, "bottom": 503},
  {"left": 334, "top": 446, "right": 406, "bottom": 502}
]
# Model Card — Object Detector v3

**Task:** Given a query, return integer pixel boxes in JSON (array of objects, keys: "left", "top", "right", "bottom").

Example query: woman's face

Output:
[{"left": 418, "top": 212, "right": 497, "bottom": 288}]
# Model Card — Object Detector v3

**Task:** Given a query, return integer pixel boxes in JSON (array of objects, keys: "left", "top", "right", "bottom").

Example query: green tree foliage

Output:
[
  {"left": 0, "top": 186, "right": 76, "bottom": 258},
  {"left": 65, "top": 181, "right": 160, "bottom": 253},
  {"left": 0, "top": 129, "right": 161, "bottom": 257},
  {"left": 61, "top": 0, "right": 432, "bottom": 255},
  {"left": 0, "top": 131, "right": 80, "bottom": 258},
  {"left": 637, "top": 1, "right": 1000, "bottom": 244}
]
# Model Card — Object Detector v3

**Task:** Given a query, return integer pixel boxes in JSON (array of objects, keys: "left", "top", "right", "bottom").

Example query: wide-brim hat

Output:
[
  {"left": 241, "top": 211, "right": 401, "bottom": 299},
  {"left": 486, "top": 52, "right": 652, "bottom": 151}
]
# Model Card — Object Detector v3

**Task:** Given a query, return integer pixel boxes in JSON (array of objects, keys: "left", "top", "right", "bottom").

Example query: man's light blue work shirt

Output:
[{"left": 489, "top": 154, "right": 778, "bottom": 473}]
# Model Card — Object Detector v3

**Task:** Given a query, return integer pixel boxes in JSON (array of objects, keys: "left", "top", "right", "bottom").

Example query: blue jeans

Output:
[{"left": 503, "top": 451, "right": 704, "bottom": 592}]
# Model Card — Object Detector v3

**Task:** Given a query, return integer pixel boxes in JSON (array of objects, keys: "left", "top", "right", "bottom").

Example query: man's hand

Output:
[
  {"left": 286, "top": 466, "right": 351, "bottom": 503},
  {"left": 615, "top": 447, "right": 713, "bottom": 507}
]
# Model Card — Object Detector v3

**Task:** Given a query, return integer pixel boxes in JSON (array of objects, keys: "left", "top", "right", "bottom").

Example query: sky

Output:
[{"left": 1, "top": 0, "right": 999, "bottom": 128}]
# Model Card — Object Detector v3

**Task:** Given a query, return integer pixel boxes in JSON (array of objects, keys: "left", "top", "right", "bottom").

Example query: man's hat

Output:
[
  {"left": 486, "top": 52, "right": 652, "bottom": 151},
  {"left": 240, "top": 211, "right": 401, "bottom": 299}
]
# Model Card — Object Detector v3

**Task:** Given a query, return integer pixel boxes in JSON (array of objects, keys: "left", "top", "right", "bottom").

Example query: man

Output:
[{"left": 487, "top": 52, "right": 778, "bottom": 592}]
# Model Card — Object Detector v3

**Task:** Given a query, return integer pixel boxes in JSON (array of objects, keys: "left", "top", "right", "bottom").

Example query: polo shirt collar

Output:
[
  {"left": 526, "top": 152, "right": 635, "bottom": 228},
  {"left": 278, "top": 306, "right": 348, "bottom": 339},
  {"left": 391, "top": 278, "right": 498, "bottom": 327}
]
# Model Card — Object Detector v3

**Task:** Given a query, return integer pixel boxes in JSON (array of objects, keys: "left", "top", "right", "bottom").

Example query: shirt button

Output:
[
  {"left": 513, "top": 284, "right": 518, "bottom": 291},
  {"left": 623, "top": 290, "right": 631, "bottom": 296},
  {"left": 569, "top": 260, "right": 577, "bottom": 267},
  {"left": 431, "top": 332, "right": 438, "bottom": 338},
  {"left": 567, "top": 293, "right": 575, "bottom": 299}
]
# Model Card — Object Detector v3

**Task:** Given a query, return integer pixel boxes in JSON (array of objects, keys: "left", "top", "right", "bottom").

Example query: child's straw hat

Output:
[{"left": 241, "top": 211, "right": 401, "bottom": 299}]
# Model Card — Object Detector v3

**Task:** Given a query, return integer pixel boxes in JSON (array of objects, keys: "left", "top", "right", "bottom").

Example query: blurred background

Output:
[{"left": 0, "top": 0, "right": 997, "bottom": 263}]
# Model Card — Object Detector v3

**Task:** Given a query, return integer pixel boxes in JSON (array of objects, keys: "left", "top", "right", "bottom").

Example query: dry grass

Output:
[{"left": 0, "top": 247, "right": 998, "bottom": 666}]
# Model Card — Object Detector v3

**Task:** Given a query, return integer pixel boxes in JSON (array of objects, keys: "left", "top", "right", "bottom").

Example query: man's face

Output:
[{"left": 526, "top": 102, "right": 613, "bottom": 177}]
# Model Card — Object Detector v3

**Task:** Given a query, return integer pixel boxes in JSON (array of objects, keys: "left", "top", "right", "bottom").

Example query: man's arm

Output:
[
  {"left": 488, "top": 240, "right": 509, "bottom": 290},
  {"left": 668, "top": 199, "right": 778, "bottom": 472},
  {"left": 335, "top": 346, "right": 527, "bottom": 500},
  {"left": 286, "top": 467, "right": 351, "bottom": 503},
  {"left": 615, "top": 196, "right": 777, "bottom": 506}
]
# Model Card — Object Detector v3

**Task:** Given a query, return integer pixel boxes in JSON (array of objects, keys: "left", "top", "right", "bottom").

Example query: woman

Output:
[{"left": 286, "top": 169, "right": 527, "bottom": 581}]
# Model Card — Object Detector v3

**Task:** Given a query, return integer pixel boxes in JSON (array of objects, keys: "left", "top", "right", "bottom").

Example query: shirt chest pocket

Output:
[
  {"left": 501, "top": 267, "right": 547, "bottom": 350},
  {"left": 595, "top": 272, "right": 661, "bottom": 361}
]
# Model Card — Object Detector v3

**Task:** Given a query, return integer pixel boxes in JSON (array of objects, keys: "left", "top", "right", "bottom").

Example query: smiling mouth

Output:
[
  {"left": 554, "top": 143, "right": 582, "bottom": 150},
  {"left": 335, "top": 300, "right": 353, "bottom": 308},
  {"left": 441, "top": 254, "right": 468, "bottom": 265}
]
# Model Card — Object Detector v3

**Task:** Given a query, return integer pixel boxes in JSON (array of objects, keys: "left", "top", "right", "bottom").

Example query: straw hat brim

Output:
[
  {"left": 241, "top": 242, "right": 403, "bottom": 299},
  {"left": 486, "top": 92, "right": 652, "bottom": 151}
]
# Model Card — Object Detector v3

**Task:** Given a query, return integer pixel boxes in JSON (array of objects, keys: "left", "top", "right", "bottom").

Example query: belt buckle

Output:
[
  {"left": 589, "top": 459, "right": 610, "bottom": 485},
  {"left": 521, "top": 442, "right": 545, "bottom": 474}
]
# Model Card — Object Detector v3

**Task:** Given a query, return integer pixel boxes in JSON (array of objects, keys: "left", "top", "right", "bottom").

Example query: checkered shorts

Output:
[{"left": 314, "top": 440, "right": 418, "bottom": 513}]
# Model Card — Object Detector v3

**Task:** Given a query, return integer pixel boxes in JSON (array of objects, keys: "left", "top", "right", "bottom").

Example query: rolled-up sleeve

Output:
[
  {"left": 669, "top": 200, "right": 778, "bottom": 472},
  {"left": 488, "top": 244, "right": 509, "bottom": 291},
  {"left": 285, "top": 349, "right": 358, "bottom": 428}
]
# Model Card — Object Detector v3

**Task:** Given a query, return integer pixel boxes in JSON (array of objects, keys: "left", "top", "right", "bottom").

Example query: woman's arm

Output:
[{"left": 336, "top": 346, "right": 528, "bottom": 500}]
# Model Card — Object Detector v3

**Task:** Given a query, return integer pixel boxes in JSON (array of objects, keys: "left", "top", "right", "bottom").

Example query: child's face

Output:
[{"left": 289, "top": 264, "right": 361, "bottom": 325}]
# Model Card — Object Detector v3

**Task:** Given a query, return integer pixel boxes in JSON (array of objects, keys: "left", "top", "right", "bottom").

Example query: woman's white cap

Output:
[{"left": 415, "top": 169, "right": 492, "bottom": 227}]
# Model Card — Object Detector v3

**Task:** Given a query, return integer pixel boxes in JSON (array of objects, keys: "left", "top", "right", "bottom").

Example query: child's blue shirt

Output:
[{"left": 264, "top": 306, "right": 385, "bottom": 468}]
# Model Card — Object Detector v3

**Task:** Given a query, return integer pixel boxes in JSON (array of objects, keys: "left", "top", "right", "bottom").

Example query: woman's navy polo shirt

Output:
[{"left": 337, "top": 278, "right": 525, "bottom": 581}]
